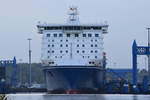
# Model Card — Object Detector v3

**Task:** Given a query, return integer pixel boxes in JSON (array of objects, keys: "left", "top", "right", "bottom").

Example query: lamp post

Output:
[
  {"left": 27, "top": 38, "right": 32, "bottom": 87},
  {"left": 146, "top": 28, "right": 150, "bottom": 79},
  {"left": 19, "top": 59, "right": 22, "bottom": 86}
]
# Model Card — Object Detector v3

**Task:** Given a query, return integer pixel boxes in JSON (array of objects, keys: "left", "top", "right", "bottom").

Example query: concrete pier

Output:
[{"left": 4, "top": 94, "right": 150, "bottom": 100}]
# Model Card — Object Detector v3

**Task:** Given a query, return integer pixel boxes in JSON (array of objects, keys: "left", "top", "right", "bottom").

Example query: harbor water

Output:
[{"left": 5, "top": 94, "right": 150, "bottom": 100}]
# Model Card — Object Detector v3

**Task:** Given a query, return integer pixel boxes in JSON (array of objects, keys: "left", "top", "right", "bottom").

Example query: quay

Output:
[{"left": 3, "top": 94, "right": 150, "bottom": 100}]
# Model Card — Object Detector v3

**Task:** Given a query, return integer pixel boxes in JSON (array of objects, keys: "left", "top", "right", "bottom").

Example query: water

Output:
[{"left": 5, "top": 94, "right": 150, "bottom": 100}]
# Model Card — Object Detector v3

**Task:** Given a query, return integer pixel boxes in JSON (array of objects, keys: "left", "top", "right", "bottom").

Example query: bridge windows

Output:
[
  {"left": 44, "top": 26, "right": 102, "bottom": 30},
  {"left": 63, "top": 26, "right": 81, "bottom": 30},
  {"left": 49, "top": 33, "right": 100, "bottom": 38},
  {"left": 75, "top": 34, "right": 79, "bottom": 37},
  {"left": 95, "top": 34, "right": 99, "bottom": 37},
  {"left": 67, "top": 34, "right": 70, "bottom": 37},
  {"left": 88, "top": 34, "right": 92, "bottom": 37},
  {"left": 45, "top": 26, "right": 62, "bottom": 30},
  {"left": 59, "top": 34, "right": 63, "bottom": 37},
  {"left": 47, "top": 34, "right": 50, "bottom": 37},
  {"left": 53, "top": 34, "right": 57, "bottom": 37},
  {"left": 83, "top": 34, "right": 86, "bottom": 37}
]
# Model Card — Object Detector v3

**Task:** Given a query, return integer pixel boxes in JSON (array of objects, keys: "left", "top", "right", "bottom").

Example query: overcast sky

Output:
[{"left": 0, "top": 0, "right": 150, "bottom": 69}]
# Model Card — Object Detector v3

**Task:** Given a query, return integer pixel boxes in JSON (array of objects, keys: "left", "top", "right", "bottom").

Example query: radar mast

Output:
[{"left": 67, "top": 6, "right": 80, "bottom": 24}]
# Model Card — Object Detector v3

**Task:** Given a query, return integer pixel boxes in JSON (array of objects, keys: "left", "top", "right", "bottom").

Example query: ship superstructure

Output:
[
  {"left": 37, "top": 7, "right": 108, "bottom": 67},
  {"left": 37, "top": 7, "right": 108, "bottom": 94}
]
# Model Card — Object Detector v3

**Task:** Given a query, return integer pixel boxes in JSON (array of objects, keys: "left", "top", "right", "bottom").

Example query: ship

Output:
[{"left": 37, "top": 7, "right": 108, "bottom": 94}]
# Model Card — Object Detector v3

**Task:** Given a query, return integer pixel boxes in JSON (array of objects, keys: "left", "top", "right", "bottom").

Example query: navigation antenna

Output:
[{"left": 67, "top": 6, "right": 80, "bottom": 24}]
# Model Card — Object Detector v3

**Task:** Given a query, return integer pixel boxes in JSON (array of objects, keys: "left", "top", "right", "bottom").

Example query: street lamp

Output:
[
  {"left": 19, "top": 59, "right": 22, "bottom": 86},
  {"left": 146, "top": 28, "right": 150, "bottom": 79},
  {"left": 27, "top": 38, "right": 32, "bottom": 87}
]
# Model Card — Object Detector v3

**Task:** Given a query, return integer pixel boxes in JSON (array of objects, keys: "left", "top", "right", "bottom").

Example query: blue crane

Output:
[{"left": 0, "top": 57, "right": 17, "bottom": 87}]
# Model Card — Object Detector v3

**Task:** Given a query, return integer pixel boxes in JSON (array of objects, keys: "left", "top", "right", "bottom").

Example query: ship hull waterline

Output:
[{"left": 43, "top": 66, "right": 105, "bottom": 94}]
